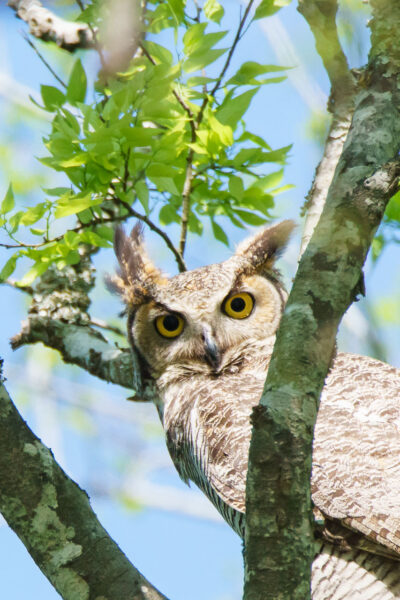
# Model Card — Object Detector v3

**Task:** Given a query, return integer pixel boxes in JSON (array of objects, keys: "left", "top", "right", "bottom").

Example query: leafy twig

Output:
[
  {"left": 197, "top": 0, "right": 256, "bottom": 125},
  {"left": 0, "top": 215, "right": 125, "bottom": 250}
]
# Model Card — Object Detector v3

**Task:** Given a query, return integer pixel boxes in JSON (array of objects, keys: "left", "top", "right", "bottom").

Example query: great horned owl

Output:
[{"left": 111, "top": 221, "right": 400, "bottom": 599}]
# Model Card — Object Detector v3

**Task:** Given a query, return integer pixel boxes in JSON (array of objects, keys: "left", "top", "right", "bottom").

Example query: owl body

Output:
[{"left": 112, "top": 222, "right": 400, "bottom": 599}]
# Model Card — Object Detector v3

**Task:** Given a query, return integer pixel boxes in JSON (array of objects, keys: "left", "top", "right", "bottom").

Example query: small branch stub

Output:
[{"left": 8, "top": 0, "right": 95, "bottom": 51}]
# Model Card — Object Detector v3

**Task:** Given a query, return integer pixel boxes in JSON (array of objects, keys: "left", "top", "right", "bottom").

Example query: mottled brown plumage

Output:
[{"left": 113, "top": 222, "right": 400, "bottom": 599}]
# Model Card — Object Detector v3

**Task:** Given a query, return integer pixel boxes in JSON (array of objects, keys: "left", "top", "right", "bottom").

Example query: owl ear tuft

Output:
[
  {"left": 107, "top": 224, "right": 167, "bottom": 307},
  {"left": 235, "top": 220, "right": 295, "bottom": 271}
]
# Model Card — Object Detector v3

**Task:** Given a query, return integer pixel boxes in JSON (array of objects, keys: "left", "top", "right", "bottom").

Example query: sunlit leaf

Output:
[
  {"left": 254, "top": 0, "right": 282, "bottom": 20},
  {"left": 184, "top": 48, "right": 228, "bottom": 73},
  {"left": 204, "top": 0, "right": 224, "bottom": 23},
  {"left": 227, "top": 61, "right": 287, "bottom": 85},
  {"left": 1, "top": 184, "right": 15, "bottom": 214},
  {"left": 386, "top": 190, "right": 400, "bottom": 221},
  {"left": 40, "top": 85, "right": 65, "bottom": 111},
  {"left": 54, "top": 192, "right": 102, "bottom": 218},
  {"left": 20, "top": 203, "right": 48, "bottom": 226},
  {"left": 211, "top": 219, "right": 229, "bottom": 245},
  {"left": 217, "top": 88, "right": 258, "bottom": 128},
  {"left": 67, "top": 59, "right": 87, "bottom": 104},
  {"left": 18, "top": 261, "right": 50, "bottom": 287},
  {"left": 0, "top": 253, "right": 18, "bottom": 282}
]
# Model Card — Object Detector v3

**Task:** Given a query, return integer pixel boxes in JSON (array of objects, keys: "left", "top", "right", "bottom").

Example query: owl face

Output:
[{"left": 111, "top": 220, "right": 294, "bottom": 379}]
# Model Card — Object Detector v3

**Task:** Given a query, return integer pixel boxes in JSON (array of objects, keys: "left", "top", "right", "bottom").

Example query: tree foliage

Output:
[{"left": 1, "top": 0, "right": 291, "bottom": 286}]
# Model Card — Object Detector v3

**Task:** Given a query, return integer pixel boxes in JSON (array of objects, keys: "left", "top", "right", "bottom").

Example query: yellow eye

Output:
[
  {"left": 223, "top": 292, "right": 254, "bottom": 319},
  {"left": 155, "top": 314, "right": 184, "bottom": 338}
]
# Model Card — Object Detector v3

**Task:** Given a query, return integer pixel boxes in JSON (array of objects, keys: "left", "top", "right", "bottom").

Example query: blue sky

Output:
[{"left": 1, "top": 2, "right": 399, "bottom": 599}]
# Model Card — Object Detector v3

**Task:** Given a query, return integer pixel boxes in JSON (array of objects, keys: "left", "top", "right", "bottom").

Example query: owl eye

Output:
[
  {"left": 155, "top": 314, "right": 185, "bottom": 338},
  {"left": 223, "top": 292, "right": 254, "bottom": 319}
]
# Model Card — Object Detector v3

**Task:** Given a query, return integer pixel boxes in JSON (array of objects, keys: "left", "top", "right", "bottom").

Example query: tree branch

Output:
[
  {"left": 244, "top": 0, "right": 400, "bottom": 597},
  {"left": 0, "top": 360, "right": 168, "bottom": 600},
  {"left": 9, "top": 251, "right": 151, "bottom": 399},
  {"left": 8, "top": 0, "right": 95, "bottom": 51},
  {"left": 10, "top": 316, "right": 147, "bottom": 395},
  {"left": 297, "top": 0, "right": 358, "bottom": 256}
]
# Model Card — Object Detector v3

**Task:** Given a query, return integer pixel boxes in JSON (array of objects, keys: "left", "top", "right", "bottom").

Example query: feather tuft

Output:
[{"left": 108, "top": 224, "right": 166, "bottom": 308}]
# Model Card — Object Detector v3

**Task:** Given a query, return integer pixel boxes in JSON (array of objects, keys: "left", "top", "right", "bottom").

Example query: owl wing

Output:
[
  {"left": 312, "top": 352, "right": 400, "bottom": 557},
  {"left": 194, "top": 371, "right": 266, "bottom": 515}
]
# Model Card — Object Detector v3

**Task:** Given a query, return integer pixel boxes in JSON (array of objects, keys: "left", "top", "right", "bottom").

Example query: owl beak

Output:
[{"left": 202, "top": 330, "right": 221, "bottom": 372}]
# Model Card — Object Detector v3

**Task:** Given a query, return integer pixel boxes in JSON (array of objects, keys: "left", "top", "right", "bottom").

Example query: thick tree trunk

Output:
[{"left": 244, "top": 1, "right": 400, "bottom": 598}]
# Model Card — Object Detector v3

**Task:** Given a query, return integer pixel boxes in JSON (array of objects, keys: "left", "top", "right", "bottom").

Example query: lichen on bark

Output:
[{"left": 243, "top": 1, "right": 400, "bottom": 598}]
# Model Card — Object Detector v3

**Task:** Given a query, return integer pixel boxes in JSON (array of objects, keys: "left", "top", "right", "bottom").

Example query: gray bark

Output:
[
  {"left": 244, "top": 1, "right": 400, "bottom": 598},
  {"left": 0, "top": 359, "right": 168, "bottom": 600}
]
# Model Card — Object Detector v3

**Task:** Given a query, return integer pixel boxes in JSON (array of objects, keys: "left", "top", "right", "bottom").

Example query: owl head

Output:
[{"left": 110, "top": 221, "right": 294, "bottom": 379}]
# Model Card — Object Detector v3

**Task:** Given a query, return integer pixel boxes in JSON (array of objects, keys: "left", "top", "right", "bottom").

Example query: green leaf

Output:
[
  {"left": 371, "top": 234, "right": 384, "bottom": 262},
  {"left": 159, "top": 204, "right": 179, "bottom": 225},
  {"left": 211, "top": 220, "right": 229, "bottom": 245},
  {"left": 95, "top": 225, "right": 114, "bottom": 242},
  {"left": 1, "top": 184, "right": 15, "bottom": 214},
  {"left": 0, "top": 253, "right": 18, "bottom": 282},
  {"left": 43, "top": 187, "right": 71, "bottom": 197},
  {"left": 228, "top": 176, "right": 244, "bottom": 199},
  {"left": 136, "top": 181, "right": 149, "bottom": 214},
  {"left": 79, "top": 231, "right": 112, "bottom": 248},
  {"left": 204, "top": 0, "right": 224, "bottom": 23},
  {"left": 188, "top": 212, "right": 203, "bottom": 235},
  {"left": 166, "top": 0, "right": 185, "bottom": 26},
  {"left": 253, "top": 0, "right": 282, "bottom": 20},
  {"left": 20, "top": 203, "right": 48, "bottom": 226},
  {"left": 386, "top": 190, "right": 400, "bottom": 221},
  {"left": 41, "top": 85, "right": 65, "bottom": 110},
  {"left": 147, "top": 164, "right": 179, "bottom": 194},
  {"left": 30, "top": 228, "right": 46, "bottom": 236},
  {"left": 238, "top": 131, "right": 271, "bottom": 150},
  {"left": 234, "top": 209, "right": 267, "bottom": 225},
  {"left": 54, "top": 192, "right": 102, "bottom": 218},
  {"left": 18, "top": 261, "right": 50, "bottom": 287},
  {"left": 183, "top": 23, "right": 208, "bottom": 54},
  {"left": 8, "top": 211, "right": 24, "bottom": 233},
  {"left": 209, "top": 116, "right": 233, "bottom": 146},
  {"left": 184, "top": 48, "right": 228, "bottom": 73},
  {"left": 59, "top": 153, "right": 88, "bottom": 168},
  {"left": 142, "top": 40, "right": 173, "bottom": 65},
  {"left": 217, "top": 88, "right": 258, "bottom": 128},
  {"left": 67, "top": 59, "right": 87, "bottom": 104},
  {"left": 227, "top": 61, "right": 287, "bottom": 85},
  {"left": 250, "top": 170, "right": 284, "bottom": 191}
]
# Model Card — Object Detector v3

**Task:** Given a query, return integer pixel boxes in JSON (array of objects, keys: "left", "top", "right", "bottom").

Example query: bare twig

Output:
[
  {"left": 179, "top": 153, "right": 194, "bottom": 257},
  {"left": 4, "top": 279, "right": 33, "bottom": 294},
  {"left": 8, "top": 0, "right": 95, "bottom": 51},
  {"left": 23, "top": 34, "right": 67, "bottom": 88},
  {"left": 111, "top": 195, "right": 187, "bottom": 272},
  {"left": 90, "top": 317, "right": 126, "bottom": 337}
]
